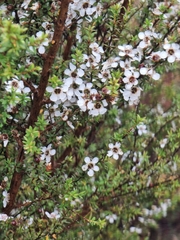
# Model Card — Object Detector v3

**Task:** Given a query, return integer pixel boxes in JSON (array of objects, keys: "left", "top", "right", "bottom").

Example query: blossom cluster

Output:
[{"left": 0, "top": 0, "right": 180, "bottom": 238}]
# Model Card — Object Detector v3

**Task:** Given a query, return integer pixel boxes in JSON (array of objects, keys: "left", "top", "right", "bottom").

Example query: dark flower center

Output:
[
  {"left": 168, "top": 49, "right": 174, "bottom": 55},
  {"left": 72, "top": 83, "right": 78, "bottom": 89},
  {"left": 83, "top": 2, "right": 89, "bottom": 9},
  {"left": 12, "top": 81, "right": 18, "bottom": 88},
  {"left": 131, "top": 87, "right": 138, "bottom": 94},
  {"left": 88, "top": 163, "right": 93, "bottom": 169},
  {"left": 152, "top": 54, "right": 160, "bottom": 62},
  {"left": 129, "top": 76, "right": 135, "bottom": 83},
  {"left": 55, "top": 88, "right": 61, "bottom": 94},
  {"left": 71, "top": 72, "right": 77, "bottom": 78},
  {"left": 113, "top": 147, "right": 118, "bottom": 153},
  {"left": 95, "top": 102, "right": 101, "bottom": 109},
  {"left": 45, "top": 150, "right": 50, "bottom": 156},
  {"left": 84, "top": 89, "right": 90, "bottom": 94}
]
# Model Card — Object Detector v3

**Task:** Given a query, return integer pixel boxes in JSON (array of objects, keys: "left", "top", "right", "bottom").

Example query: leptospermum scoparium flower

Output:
[
  {"left": 82, "top": 157, "right": 99, "bottom": 177},
  {"left": 107, "top": 142, "right": 123, "bottom": 160}
]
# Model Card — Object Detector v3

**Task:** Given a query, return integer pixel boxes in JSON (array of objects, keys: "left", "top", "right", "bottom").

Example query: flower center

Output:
[
  {"left": 45, "top": 150, "right": 50, "bottom": 156},
  {"left": 55, "top": 88, "right": 61, "bottom": 94},
  {"left": 168, "top": 49, "right": 174, "bottom": 55},
  {"left": 71, "top": 72, "right": 77, "bottom": 78},
  {"left": 72, "top": 83, "right": 78, "bottom": 89},
  {"left": 83, "top": 2, "right": 89, "bottom": 9},
  {"left": 88, "top": 163, "right": 93, "bottom": 169},
  {"left": 84, "top": 88, "right": 90, "bottom": 94},
  {"left": 131, "top": 87, "right": 137, "bottom": 94},
  {"left": 12, "top": 81, "right": 18, "bottom": 88},
  {"left": 103, "top": 72, "right": 109, "bottom": 78},
  {"left": 125, "top": 49, "right": 130, "bottom": 55},
  {"left": 113, "top": 147, "right": 118, "bottom": 153},
  {"left": 152, "top": 54, "right": 160, "bottom": 62},
  {"left": 95, "top": 102, "right": 101, "bottom": 109},
  {"left": 129, "top": 76, "right": 135, "bottom": 83}
]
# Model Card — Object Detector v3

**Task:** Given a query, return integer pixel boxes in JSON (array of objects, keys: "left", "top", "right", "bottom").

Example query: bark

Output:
[{"left": 3, "top": 0, "right": 71, "bottom": 215}]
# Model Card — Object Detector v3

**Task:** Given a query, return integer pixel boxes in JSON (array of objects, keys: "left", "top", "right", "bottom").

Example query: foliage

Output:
[{"left": 0, "top": 0, "right": 180, "bottom": 239}]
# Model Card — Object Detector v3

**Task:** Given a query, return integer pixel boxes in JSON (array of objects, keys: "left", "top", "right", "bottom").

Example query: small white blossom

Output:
[
  {"left": 36, "top": 31, "right": 49, "bottom": 54},
  {"left": 44, "top": 104, "right": 61, "bottom": 123},
  {"left": 106, "top": 214, "right": 117, "bottom": 223},
  {"left": 98, "top": 69, "right": 111, "bottom": 82},
  {"left": 64, "top": 62, "right": 84, "bottom": 87},
  {"left": 159, "top": 138, "right": 168, "bottom": 148},
  {"left": 5, "top": 78, "right": 25, "bottom": 93},
  {"left": 89, "top": 42, "right": 104, "bottom": 62},
  {"left": 46, "top": 86, "right": 67, "bottom": 103},
  {"left": 0, "top": 213, "right": 9, "bottom": 221},
  {"left": 82, "top": 157, "right": 99, "bottom": 177},
  {"left": 102, "top": 57, "right": 120, "bottom": 70},
  {"left": 137, "top": 123, "right": 147, "bottom": 135},
  {"left": 88, "top": 99, "right": 108, "bottom": 116},
  {"left": 107, "top": 142, "right": 123, "bottom": 160},
  {"left": 40, "top": 144, "right": 56, "bottom": 164},
  {"left": 2, "top": 190, "right": 10, "bottom": 208},
  {"left": 121, "top": 86, "right": 142, "bottom": 105},
  {"left": 123, "top": 69, "right": 139, "bottom": 89},
  {"left": 118, "top": 44, "right": 137, "bottom": 59},
  {"left": 130, "top": 226, "right": 142, "bottom": 234},
  {"left": 161, "top": 42, "right": 180, "bottom": 63},
  {"left": 45, "top": 209, "right": 60, "bottom": 219},
  {"left": 74, "top": 0, "right": 96, "bottom": 17}
]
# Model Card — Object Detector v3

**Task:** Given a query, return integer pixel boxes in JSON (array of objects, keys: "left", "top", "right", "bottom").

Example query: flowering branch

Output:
[{"left": 28, "top": 0, "right": 71, "bottom": 126}]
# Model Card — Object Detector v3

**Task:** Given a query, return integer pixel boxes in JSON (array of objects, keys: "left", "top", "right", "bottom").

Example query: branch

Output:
[
  {"left": 28, "top": 0, "right": 71, "bottom": 126},
  {"left": 3, "top": 1, "right": 71, "bottom": 215},
  {"left": 119, "top": 0, "right": 130, "bottom": 24},
  {"left": 3, "top": 130, "right": 24, "bottom": 215}
]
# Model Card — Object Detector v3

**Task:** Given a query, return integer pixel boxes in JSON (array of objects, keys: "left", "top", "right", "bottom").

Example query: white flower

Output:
[
  {"left": 120, "top": 59, "right": 134, "bottom": 70},
  {"left": 0, "top": 213, "right": 9, "bottom": 221},
  {"left": 159, "top": 138, "right": 168, "bottom": 148},
  {"left": 106, "top": 214, "right": 117, "bottom": 223},
  {"left": 138, "top": 30, "right": 160, "bottom": 49},
  {"left": 21, "top": 0, "right": 31, "bottom": 9},
  {"left": 107, "top": 142, "right": 123, "bottom": 160},
  {"left": 82, "top": 157, "right": 99, "bottom": 177},
  {"left": 5, "top": 78, "right": 25, "bottom": 93},
  {"left": 88, "top": 99, "right": 108, "bottom": 116},
  {"left": 130, "top": 226, "right": 142, "bottom": 234},
  {"left": 64, "top": 62, "right": 84, "bottom": 87},
  {"left": 44, "top": 104, "right": 61, "bottom": 123},
  {"left": 46, "top": 86, "right": 67, "bottom": 103},
  {"left": 82, "top": 54, "right": 100, "bottom": 69},
  {"left": 36, "top": 31, "right": 49, "bottom": 54},
  {"left": 118, "top": 44, "right": 137, "bottom": 58},
  {"left": 132, "top": 152, "right": 144, "bottom": 171},
  {"left": 102, "top": 57, "right": 120, "bottom": 70},
  {"left": 30, "top": 2, "right": 40, "bottom": 12},
  {"left": 98, "top": 69, "right": 111, "bottom": 82},
  {"left": 137, "top": 123, "right": 147, "bottom": 135},
  {"left": 45, "top": 209, "right": 60, "bottom": 219},
  {"left": 161, "top": 42, "right": 180, "bottom": 63},
  {"left": 40, "top": 144, "right": 56, "bottom": 164},
  {"left": 140, "top": 67, "right": 160, "bottom": 80},
  {"left": 89, "top": 42, "right": 104, "bottom": 62},
  {"left": 123, "top": 69, "right": 139, "bottom": 89},
  {"left": 121, "top": 86, "right": 142, "bottom": 105},
  {"left": 2, "top": 190, "right": 10, "bottom": 208},
  {"left": 74, "top": 0, "right": 96, "bottom": 17}
]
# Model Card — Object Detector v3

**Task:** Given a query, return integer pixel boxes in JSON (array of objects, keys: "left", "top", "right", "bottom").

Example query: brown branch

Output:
[
  {"left": 63, "top": 21, "right": 77, "bottom": 61},
  {"left": 28, "top": 0, "right": 71, "bottom": 126},
  {"left": 2, "top": 1, "right": 71, "bottom": 215},
  {"left": 3, "top": 130, "right": 24, "bottom": 215},
  {"left": 119, "top": 0, "right": 130, "bottom": 23}
]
